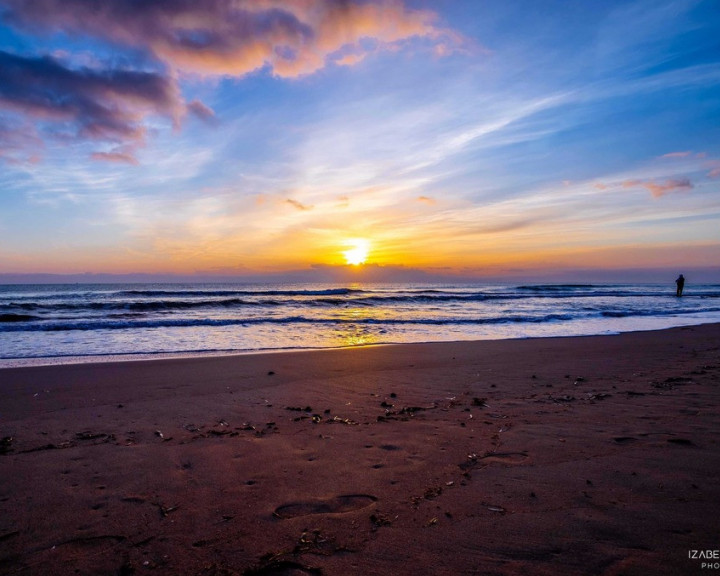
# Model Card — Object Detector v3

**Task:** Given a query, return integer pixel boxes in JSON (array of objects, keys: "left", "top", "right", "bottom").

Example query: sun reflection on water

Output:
[{"left": 329, "top": 304, "right": 384, "bottom": 347}]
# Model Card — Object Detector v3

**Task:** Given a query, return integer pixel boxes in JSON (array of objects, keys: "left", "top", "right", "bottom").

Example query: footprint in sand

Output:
[
  {"left": 459, "top": 452, "right": 528, "bottom": 471},
  {"left": 245, "top": 559, "right": 322, "bottom": 575},
  {"left": 480, "top": 451, "right": 529, "bottom": 464},
  {"left": 273, "top": 494, "right": 377, "bottom": 519},
  {"left": 667, "top": 438, "right": 696, "bottom": 446},
  {"left": 613, "top": 436, "right": 638, "bottom": 444}
]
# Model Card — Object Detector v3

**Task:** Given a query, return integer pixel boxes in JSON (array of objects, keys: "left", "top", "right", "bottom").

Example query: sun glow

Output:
[{"left": 343, "top": 239, "right": 370, "bottom": 266}]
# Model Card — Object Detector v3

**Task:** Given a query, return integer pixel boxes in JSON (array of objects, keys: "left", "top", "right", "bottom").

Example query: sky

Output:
[{"left": 0, "top": 0, "right": 719, "bottom": 283}]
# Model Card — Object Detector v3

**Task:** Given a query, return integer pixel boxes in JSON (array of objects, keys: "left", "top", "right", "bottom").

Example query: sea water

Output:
[{"left": 2, "top": 282, "right": 720, "bottom": 367}]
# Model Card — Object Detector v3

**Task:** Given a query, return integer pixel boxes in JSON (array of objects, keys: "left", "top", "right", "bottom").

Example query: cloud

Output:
[
  {"left": 187, "top": 99, "right": 216, "bottom": 122},
  {"left": 706, "top": 160, "right": 720, "bottom": 179},
  {"left": 417, "top": 195, "right": 435, "bottom": 204},
  {"left": 622, "top": 178, "right": 694, "bottom": 198},
  {"left": 0, "top": 0, "right": 459, "bottom": 163},
  {"left": 90, "top": 151, "right": 139, "bottom": 165},
  {"left": 1, "top": 0, "right": 457, "bottom": 78},
  {"left": 0, "top": 117, "right": 43, "bottom": 163},
  {"left": 285, "top": 198, "right": 313, "bottom": 211},
  {"left": 333, "top": 52, "right": 368, "bottom": 68},
  {"left": 660, "top": 151, "right": 692, "bottom": 159},
  {"left": 0, "top": 50, "right": 185, "bottom": 160}
]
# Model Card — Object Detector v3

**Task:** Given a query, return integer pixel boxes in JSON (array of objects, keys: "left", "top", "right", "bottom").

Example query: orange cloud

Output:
[
  {"left": 3, "top": 0, "right": 458, "bottom": 79},
  {"left": 333, "top": 52, "right": 368, "bottom": 68}
]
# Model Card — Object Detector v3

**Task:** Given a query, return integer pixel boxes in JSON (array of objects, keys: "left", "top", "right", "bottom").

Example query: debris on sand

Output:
[{"left": 0, "top": 436, "right": 14, "bottom": 455}]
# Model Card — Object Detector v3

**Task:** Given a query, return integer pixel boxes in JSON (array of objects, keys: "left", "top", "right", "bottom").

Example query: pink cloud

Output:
[
  {"left": 0, "top": 50, "right": 184, "bottom": 158},
  {"left": 0, "top": 118, "right": 43, "bottom": 163},
  {"left": 187, "top": 99, "right": 216, "bottom": 122},
  {"left": 622, "top": 178, "right": 694, "bottom": 198},
  {"left": 2, "top": 0, "right": 458, "bottom": 79},
  {"left": 660, "top": 151, "right": 692, "bottom": 159},
  {"left": 0, "top": 1, "right": 460, "bottom": 163},
  {"left": 90, "top": 151, "right": 140, "bottom": 165}
]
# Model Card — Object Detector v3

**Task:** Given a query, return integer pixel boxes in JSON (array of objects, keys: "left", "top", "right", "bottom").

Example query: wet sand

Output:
[{"left": 1, "top": 324, "right": 720, "bottom": 575}]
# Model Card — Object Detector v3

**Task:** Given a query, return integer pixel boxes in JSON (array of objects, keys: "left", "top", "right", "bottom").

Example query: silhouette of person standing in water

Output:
[{"left": 675, "top": 274, "right": 685, "bottom": 297}]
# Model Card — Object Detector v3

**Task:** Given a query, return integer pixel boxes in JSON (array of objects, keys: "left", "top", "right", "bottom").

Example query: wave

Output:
[
  {"left": 3, "top": 284, "right": 720, "bottom": 331},
  {"left": 600, "top": 305, "right": 720, "bottom": 318},
  {"left": 117, "top": 288, "right": 363, "bottom": 297},
  {"left": 0, "top": 293, "right": 572, "bottom": 314},
  {"left": 7, "top": 287, "right": 701, "bottom": 315},
  {"left": 516, "top": 284, "right": 600, "bottom": 291},
  {"left": 351, "top": 290, "right": 646, "bottom": 304},
  {"left": 0, "top": 313, "right": 39, "bottom": 322},
  {"left": 6, "top": 306, "right": 720, "bottom": 332},
  {"left": 0, "top": 313, "right": 578, "bottom": 332},
  {"left": 1, "top": 297, "right": 283, "bottom": 313}
]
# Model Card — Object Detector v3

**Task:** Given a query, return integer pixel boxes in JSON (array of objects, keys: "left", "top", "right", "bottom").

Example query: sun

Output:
[{"left": 343, "top": 239, "right": 370, "bottom": 266}]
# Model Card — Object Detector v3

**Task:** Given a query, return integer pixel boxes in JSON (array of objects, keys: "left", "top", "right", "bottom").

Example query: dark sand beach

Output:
[{"left": 1, "top": 324, "right": 720, "bottom": 575}]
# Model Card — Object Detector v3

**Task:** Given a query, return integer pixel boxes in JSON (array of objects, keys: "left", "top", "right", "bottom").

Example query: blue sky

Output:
[{"left": 1, "top": 0, "right": 719, "bottom": 281}]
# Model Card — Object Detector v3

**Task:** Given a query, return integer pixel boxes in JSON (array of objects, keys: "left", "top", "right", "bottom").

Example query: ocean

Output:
[{"left": 2, "top": 282, "right": 720, "bottom": 367}]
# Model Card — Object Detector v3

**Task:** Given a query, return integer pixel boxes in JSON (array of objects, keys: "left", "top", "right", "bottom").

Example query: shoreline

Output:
[
  {"left": 1, "top": 323, "right": 720, "bottom": 574},
  {"left": 3, "top": 316, "right": 720, "bottom": 370}
]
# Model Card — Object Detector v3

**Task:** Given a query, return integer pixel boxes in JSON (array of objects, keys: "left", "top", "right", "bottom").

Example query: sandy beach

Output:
[{"left": 1, "top": 324, "right": 720, "bottom": 575}]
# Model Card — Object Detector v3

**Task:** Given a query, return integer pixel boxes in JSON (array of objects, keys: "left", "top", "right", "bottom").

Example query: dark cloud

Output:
[{"left": 0, "top": 50, "right": 185, "bottom": 161}]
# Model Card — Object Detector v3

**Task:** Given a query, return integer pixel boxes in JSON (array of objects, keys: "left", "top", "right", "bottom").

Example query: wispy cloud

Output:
[
  {"left": 285, "top": 198, "right": 313, "bottom": 211},
  {"left": 89, "top": 151, "right": 138, "bottom": 166},
  {"left": 622, "top": 178, "right": 694, "bottom": 198},
  {"left": 0, "top": 117, "right": 42, "bottom": 163}
]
